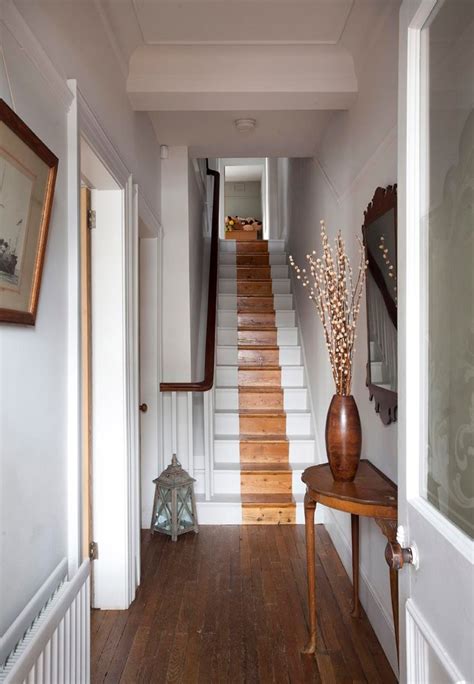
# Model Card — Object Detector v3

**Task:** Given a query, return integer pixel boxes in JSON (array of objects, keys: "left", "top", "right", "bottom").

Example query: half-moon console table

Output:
[{"left": 301, "top": 460, "right": 399, "bottom": 660}]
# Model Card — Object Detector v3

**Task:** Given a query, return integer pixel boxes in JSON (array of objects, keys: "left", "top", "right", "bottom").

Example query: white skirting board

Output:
[
  {"left": 0, "top": 560, "right": 90, "bottom": 684},
  {"left": 324, "top": 509, "right": 398, "bottom": 676}
]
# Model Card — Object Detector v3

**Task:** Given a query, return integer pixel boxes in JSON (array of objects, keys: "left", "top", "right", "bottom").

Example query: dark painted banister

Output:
[{"left": 160, "top": 161, "right": 220, "bottom": 392}]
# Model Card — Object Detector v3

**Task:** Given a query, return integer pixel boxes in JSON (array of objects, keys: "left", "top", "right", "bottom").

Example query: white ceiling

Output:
[
  {"left": 97, "top": 0, "right": 399, "bottom": 156},
  {"left": 130, "top": 0, "right": 353, "bottom": 44},
  {"left": 151, "top": 110, "right": 332, "bottom": 157},
  {"left": 225, "top": 165, "right": 264, "bottom": 182}
]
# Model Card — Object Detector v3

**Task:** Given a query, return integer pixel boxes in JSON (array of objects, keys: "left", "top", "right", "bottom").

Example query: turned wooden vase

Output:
[{"left": 325, "top": 394, "right": 362, "bottom": 482}]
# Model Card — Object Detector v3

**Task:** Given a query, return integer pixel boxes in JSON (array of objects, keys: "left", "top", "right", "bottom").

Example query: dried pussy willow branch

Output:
[{"left": 289, "top": 220, "right": 367, "bottom": 396}]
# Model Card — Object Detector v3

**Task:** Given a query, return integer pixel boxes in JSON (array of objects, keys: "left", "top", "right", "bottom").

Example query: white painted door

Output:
[{"left": 398, "top": 1, "right": 474, "bottom": 681}]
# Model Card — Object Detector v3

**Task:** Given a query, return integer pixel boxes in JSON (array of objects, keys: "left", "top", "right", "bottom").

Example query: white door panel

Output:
[{"left": 398, "top": 1, "right": 474, "bottom": 681}]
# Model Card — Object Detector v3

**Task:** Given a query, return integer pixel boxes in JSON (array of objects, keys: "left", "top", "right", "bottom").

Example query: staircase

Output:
[{"left": 214, "top": 237, "right": 316, "bottom": 524}]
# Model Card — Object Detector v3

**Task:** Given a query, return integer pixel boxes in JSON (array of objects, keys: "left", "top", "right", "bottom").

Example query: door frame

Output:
[
  {"left": 67, "top": 80, "right": 141, "bottom": 607},
  {"left": 80, "top": 186, "right": 92, "bottom": 563},
  {"left": 397, "top": 2, "right": 474, "bottom": 681}
]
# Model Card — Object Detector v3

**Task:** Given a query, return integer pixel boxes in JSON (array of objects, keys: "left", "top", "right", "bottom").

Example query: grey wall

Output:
[
  {"left": 284, "top": 2, "right": 400, "bottom": 672},
  {"left": 1, "top": 0, "right": 161, "bottom": 635},
  {"left": 225, "top": 181, "right": 262, "bottom": 220},
  {"left": 188, "top": 159, "right": 207, "bottom": 382}
]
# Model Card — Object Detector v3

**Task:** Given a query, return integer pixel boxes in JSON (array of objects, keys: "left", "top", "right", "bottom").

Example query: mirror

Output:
[{"left": 362, "top": 185, "right": 398, "bottom": 424}]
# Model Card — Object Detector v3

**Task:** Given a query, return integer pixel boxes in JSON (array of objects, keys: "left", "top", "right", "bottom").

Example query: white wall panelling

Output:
[
  {"left": 284, "top": 1, "right": 400, "bottom": 671},
  {"left": 405, "top": 599, "right": 465, "bottom": 684}
]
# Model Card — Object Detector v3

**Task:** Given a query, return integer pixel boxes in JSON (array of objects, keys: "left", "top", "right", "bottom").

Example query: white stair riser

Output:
[
  {"left": 214, "top": 412, "right": 312, "bottom": 436},
  {"left": 196, "top": 500, "right": 243, "bottom": 524},
  {"left": 292, "top": 471, "right": 306, "bottom": 496},
  {"left": 215, "top": 388, "right": 239, "bottom": 410},
  {"left": 218, "top": 279, "right": 292, "bottom": 294},
  {"left": 218, "top": 310, "right": 295, "bottom": 327},
  {"left": 220, "top": 253, "right": 287, "bottom": 265},
  {"left": 213, "top": 439, "right": 316, "bottom": 464},
  {"left": 216, "top": 327, "right": 299, "bottom": 346},
  {"left": 215, "top": 387, "right": 309, "bottom": 411},
  {"left": 218, "top": 294, "right": 293, "bottom": 310},
  {"left": 218, "top": 265, "right": 289, "bottom": 279},
  {"left": 215, "top": 413, "right": 239, "bottom": 435},
  {"left": 278, "top": 328, "right": 298, "bottom": 345},
  {"left": 214, "top": 469, "right": 241, "bottom": 494},
  {"left": 216, "top": 346, "right": 302, "bottom": 366},
  {"left": 214, "top": 439, "right": 238, "bottom": 462},
  {"left": 210, "top": 468, "right": 307, "bottom": 496},
  {"left": 216, "top": 366, "right": 238, "bottom": 386},
  {"left": 282, "top": 366, "right": 305, "bottom": 387},
  {"left": 284, "top": 388, "right": 308, "bottom": 410},
  {"left": 217, "top": 328, "right": 237, "bottom": 345},
  {"left": 216, "top": 365, "right": 305, "bottom": 388},
  {"left": 289, "top": 440, "right": 316, "bottom": 463},
  {"left": 219, "top": 239, "right": 285, "bottom": 254}
]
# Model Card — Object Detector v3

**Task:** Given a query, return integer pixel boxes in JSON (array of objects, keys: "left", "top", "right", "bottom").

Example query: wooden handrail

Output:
[{"left": 160, "top": 161, "right": 220, "bottom": 392}]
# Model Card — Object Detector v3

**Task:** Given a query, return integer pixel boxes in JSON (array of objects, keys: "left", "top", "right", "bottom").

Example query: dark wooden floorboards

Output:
[{"left": 91, "top": 525, "right": 397, "bottom": 683}]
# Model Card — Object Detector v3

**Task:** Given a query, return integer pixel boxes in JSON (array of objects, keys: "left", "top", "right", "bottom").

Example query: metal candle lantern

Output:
[{"left": 150, "top": 455, "right": 199, "bottom": 542}]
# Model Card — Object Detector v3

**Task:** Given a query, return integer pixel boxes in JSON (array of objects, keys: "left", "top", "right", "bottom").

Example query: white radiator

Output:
[{"left": 0, "top": 560, "right": 90, "bottom": 684}]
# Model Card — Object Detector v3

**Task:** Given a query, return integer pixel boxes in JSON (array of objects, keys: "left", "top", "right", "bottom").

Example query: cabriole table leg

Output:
[
  {"left": 302, "top": 491, "right": 317, "bottom": 654},
  {"left": 350, "top": 514, "right": 360, "bottom": 617}
]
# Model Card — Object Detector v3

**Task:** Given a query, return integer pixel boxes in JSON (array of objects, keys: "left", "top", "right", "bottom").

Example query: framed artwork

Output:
[{"left": 0, "top": 99, "right": 58, "bottom": 325}]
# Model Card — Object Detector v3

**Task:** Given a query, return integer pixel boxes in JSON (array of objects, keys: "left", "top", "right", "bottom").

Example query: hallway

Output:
[{"left": 91, "top": 527, "right": 396, "bottom": 683}]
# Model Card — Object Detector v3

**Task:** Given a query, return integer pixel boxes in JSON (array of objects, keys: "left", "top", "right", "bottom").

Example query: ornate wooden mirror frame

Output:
[{"left": 362, "top": 185, "right": 398, "bottom": 425}]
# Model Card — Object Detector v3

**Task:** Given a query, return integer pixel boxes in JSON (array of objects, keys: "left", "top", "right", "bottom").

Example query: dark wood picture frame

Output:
[
  {"left": 0, "top": 99, "right": 58, "bottom": 325},
  {"left": 362, "top": 185, "right": 398, "bottom": 425}
]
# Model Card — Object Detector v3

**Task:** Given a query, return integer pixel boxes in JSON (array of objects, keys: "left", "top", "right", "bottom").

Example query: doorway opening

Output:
[
  {"left": 80, "top": 136, "right": 140, "bottom": 610},
  {"left": 218, "top": 157, "right": 267, "bottom": 239}
]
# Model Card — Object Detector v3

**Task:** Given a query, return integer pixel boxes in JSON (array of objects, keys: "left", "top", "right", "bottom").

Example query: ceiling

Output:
[
  {"left": 130, "top": 0, "right": 353, "bottom": 44},
  {"left": 225, "top": 165, "right": 264, "bottom": 182},
  {"left": 98, "top": 0, "right": 398, "bottom": 157},
  {"left": 150, "top": 110, "right": 332, "bottom": 157}
]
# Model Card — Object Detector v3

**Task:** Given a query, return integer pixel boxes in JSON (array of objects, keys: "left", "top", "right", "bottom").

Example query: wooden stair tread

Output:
[
  {"left": 239, "top": 409, "right": 285, "bottom": 416},
  {"left": 240, "top": 434, "right": 289, "bottom": 442},
  {"left": 238, "top": 326, "right": 277, "bottom": 331},
  {"left": 237, "top": 309, "right": 276, "bottom": 314},
  {"left": 241, "top": 463, "right": 291, "bottom": 472},
  {"left": 238, "top": 345, "right": 279, "bottom": 350},
  {"left": 239, "top": 386, "right": 283, "bottom": 393},
  {"left": 237, "top": 294, "right": 274, "bottom": 299},
  {"left": 241, "top": 494, "right": 295, "bottom": 505},
  {"left": 235, "top": 247, "right": 297, "bottom": 524},
  {"left": 238, "top": 365, "right": 280, "bottom": 370}
]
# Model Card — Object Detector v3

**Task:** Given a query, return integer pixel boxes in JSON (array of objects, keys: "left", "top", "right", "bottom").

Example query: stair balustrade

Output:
[{"left": 160, "top": 161, "right": 220, "bottom": 501}]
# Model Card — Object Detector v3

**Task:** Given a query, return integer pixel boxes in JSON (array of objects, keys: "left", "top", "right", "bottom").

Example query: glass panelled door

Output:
[
  {"left": 423, "top": 0, "right": 474, "bottom": 540},
  {"left": 398, "top": 0, "right": 474, "bottom": 681}
]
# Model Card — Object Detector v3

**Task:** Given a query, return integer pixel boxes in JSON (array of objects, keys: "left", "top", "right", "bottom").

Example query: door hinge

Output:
[
  {"left": 89, "top": 540, "right": 99, "bottom": 561},
  {"left": 88, "top": 209, "right": 96, "bottom": 230}
]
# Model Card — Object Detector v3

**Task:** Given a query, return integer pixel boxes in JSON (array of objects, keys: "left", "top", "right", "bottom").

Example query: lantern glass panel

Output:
[
  {"left": 153, "top": 486, "right": 172, "bottom": 532},
  {"left": 177, "top": 485, "right": 194, "bottom": 531}
]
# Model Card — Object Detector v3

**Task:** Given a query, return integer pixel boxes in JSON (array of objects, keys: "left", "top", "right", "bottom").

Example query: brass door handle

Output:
[
  {"left": 139, "top": 403, "right": 148, "bottom": 413},
  {"left": 385, "top": 541, "right": 419, "bottom": 571}
]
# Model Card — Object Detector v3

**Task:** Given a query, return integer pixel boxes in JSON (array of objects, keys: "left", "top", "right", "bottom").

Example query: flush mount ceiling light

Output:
[{"left": 234, "top": 118, "right": 257, "bottom": 134}]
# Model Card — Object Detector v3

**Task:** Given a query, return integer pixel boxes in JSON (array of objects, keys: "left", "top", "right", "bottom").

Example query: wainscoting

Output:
[{"left": 91, "top": 527, "right": 395, "bottom": 683}]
